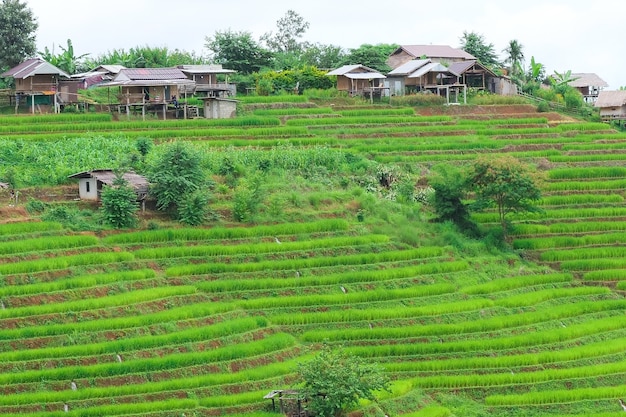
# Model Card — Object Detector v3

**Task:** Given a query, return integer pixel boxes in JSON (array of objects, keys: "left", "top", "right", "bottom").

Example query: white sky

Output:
[{"left": 26, "top": 0, "right": 625, "bottom": 88}]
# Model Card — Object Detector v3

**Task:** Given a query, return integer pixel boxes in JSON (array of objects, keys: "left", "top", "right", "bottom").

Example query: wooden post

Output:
[
  {"left": 125, "top": 89, "right": 130, "bottom": 119},
  {"left": 142, "top": 92, "right": 145, "bottom": 121},
  {"left": 162, "top": 86, "right": 167, "bottom": 120}
]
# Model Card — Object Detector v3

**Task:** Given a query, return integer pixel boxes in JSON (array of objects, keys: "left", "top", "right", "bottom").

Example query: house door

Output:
[
  {"left": 394, "top": 81, "right": 402, "bottom": 96},
  {"left": 164, "top": 86, "right": 171, "bottom": 101}
]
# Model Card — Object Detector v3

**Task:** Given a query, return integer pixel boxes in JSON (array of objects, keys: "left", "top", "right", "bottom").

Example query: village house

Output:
[
  {"left": 386, "top": 58, "right": 464, "bottom": 101},
  {"left": 178, "top": 64, "right": 236, "bottom": 97},
  {"left": 387, "top": 45, "right": 476, "bottom": 69},
  {"left": 71, "top": 64, "right": 126, "bottom": 89},
  {"left": 567, "top": 73, "right": 608, "bottom": 103},
  {"left": 102, "top": 67, "right": 196, "bottom": 119},
  {"left": 386, "top": 45, "right": 516, "bottom": 98},
  {"left": 326, "top": 64, "right": 387, "bottom": 97},
  {"left": 68, "top": 169, "right": 149, "bottom": 207},
  {"left": 594, "top": 90, "right": 626, "bottom": 120},
  {"left": 1, "top": 57, "right": 74, "bottom": 113}
]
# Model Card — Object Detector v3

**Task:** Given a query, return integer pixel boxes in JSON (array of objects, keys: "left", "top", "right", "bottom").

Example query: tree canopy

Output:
[
  {"left": 297, "top": 344, "right": 389, "bottom": 417},
  {"left": 342, "top": 43, "right": 397, "bottom": 73},
  {"left": 262, "top": 9, "right": 310, "bottom": 54},
  {"left": 459, "top": 31, "right": 501, "bottom": 69},
  {"left": 148, "top": 142, "right": 205, "bottom": 219},
  {"left": 205, "top": 29, "right": 273, "bottom": 74},
  {"left": 39, "top": 39, "right": 89, "bottom": 75},
  {"left": 99, "top": 174, "right": 139, "bottom": 229},
  {"left": 468, "top": 156, "right": 542, "bottom": 237},
  {"left": 0, "top": 0, "right": 38, "bottom": 71},
  {"left": 502, "top": 39, "right": 524, "bottom": 78}
]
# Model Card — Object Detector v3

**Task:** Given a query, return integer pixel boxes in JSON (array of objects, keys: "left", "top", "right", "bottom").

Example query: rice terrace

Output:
[{"left": 2, "top": 94, "right": 626, "bottom": 417}]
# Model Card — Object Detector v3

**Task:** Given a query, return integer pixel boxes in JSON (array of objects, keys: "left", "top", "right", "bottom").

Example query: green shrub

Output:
[
  {"left": 178, "top": 191, "right": 211, "bottom": 226},
  {"left": 25, "top": 198, "right": 46, "bottom": 214}
]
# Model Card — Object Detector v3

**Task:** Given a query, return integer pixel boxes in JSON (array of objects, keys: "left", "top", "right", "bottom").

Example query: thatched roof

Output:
[
  {"left": 594, "top": 90, "right": 626, "bottom": 108},
  {"left": 568, "top": 73, "right": 608, "bottom": 88}
]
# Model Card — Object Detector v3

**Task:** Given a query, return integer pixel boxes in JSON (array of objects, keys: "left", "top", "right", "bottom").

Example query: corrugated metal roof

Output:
[
  {"left": 407, "top": 62, "right": 459, "bottom": 78},
  {"left": 568, "top": 73, "right": 609, "bottom": 88},
  {"left": 327, "top": 64, "right": 378, "bottom": 76},
  {"left": 394, "top": 45, "right": 475, "bottom": 61},
  {"left": 178, "top": 64, "right": 236, "bottom": 74},
  {"left": 101, "top": 79, "right": 196, "bottom": 89},
  {"left": 1, "top": 58, "right": 70, "bottom": 79},
  {"left": 388, "top": 59, "right": 431, "bottom": 76},
  {"left": 594, "top": 90, "right": 626, "bottom": 107},
  {"left": 116, "top": 68, "right": 188, "bottom": 81},
  {"left": 68, "top": 170, "right": 149, "bottom": 192},
  {"left": 345, "top": 72, "right": 386, "bottom": 80}
]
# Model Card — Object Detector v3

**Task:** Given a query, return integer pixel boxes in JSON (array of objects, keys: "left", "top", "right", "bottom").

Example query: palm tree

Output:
[{"left": 502, "top": 39, "right": 524, "bottom": 77}]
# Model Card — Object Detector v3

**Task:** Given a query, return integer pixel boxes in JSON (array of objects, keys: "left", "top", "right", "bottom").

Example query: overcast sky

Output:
[{"left": 26, "top": 0, "right": 625, "bottom": 88}]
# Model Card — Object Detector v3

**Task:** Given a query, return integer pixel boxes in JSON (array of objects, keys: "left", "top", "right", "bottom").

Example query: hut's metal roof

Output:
[
  {"left": 387, "top": 59, "right": 431, "bottom": 76},
  {"left": 178, "top": 64, "right": 236, "bottom": 74},
  {"left": 327, "top": 64, "right": 379, "bottom": 76},
  {"left": 392, "top": 45, "right": 476, "bottom": 61},
  {"left": 1, "top": 58, "right": 70, "bottom": 79},
  {"left": 344, "top": 72, "right": 386, "bottom": 79},
  {"left": 594, "top": 90, "right": 626, "bottom": 107},
  {"left": 449, "top": 60, "right": 497, "bottom": 77},
  {"left": 68, "top": 169, "right": 149, "bottom": 192},
  {"left": 407, "top": 62, "right": 459, "bottom": 78},
  {"left": 114, "top": 68, "right": 188, "bottom": 81}
]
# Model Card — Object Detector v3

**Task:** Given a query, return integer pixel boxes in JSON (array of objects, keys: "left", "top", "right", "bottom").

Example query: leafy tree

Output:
[
  {"left": 178, "top": 191, "right": 211, "bottom": 226},
  {"left": 254, "top": 66, "right": 333, "bottom": 95},
  {"left": 86, "top": 46, "right": 206, "bottom": 69},
  {"left": 550, "top": 69, "right": 580, "bottom": 97},
  {"left": 262, "top": 9, "right": 310, "bottom": 54},
  {"left": 459, "top": 31, "right": 501, "bottom": 69},
  {"left": 232, "top": 176, "right": 265, "bottom": 223},
  {"left": 342, "top": 43, "right": 397, "bottom": 73},
  {"left": 39, "top": 39, "right": 89, "bottom": 75},
  {"left": 468, "top": 156, "right": 542, "bottom": 238},
  {"left": 0, "top": 0, "right": 38, "bottom": 72},
  {"left": 135, "top": 137, "right": 153, "bottom": 160},
  {"left": 502, "top": 39, "right": 524, "bottom": 78},
  {"left": 205, "top": 29, "right": 273, "bottom": 74},
  {"left": 148, "top": 142, "right": 204, "bottom": 219},
  {"left": 297, "top": 344, "right": 390, "bottom": 417},
  {"left": 100, "top": 174, "right": 139, "bottom": 229},
  {"left": 301, "top": 43, "right": 346, "bottom": 69},
  {"left": 428, "top": 164, "right": 478, "bottom": 236}
]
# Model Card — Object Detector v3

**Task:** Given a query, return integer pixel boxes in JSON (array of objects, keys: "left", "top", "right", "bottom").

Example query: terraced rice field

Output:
[{"left": 1, "top": 100, "right": 626, "bottom": 416}]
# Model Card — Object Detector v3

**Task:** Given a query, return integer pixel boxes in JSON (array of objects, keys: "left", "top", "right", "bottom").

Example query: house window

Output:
[{"left": 85, "top": 181, "right": 90, "bottom": 193}]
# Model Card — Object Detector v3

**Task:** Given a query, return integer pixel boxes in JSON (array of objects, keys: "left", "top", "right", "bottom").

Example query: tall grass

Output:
[
  {"left": 0, "top": 252, "right": 134, "bottom": 275},
  {"left": 104, "top": 219, "right": 349, "bottom": 244},
  {"left": 166, "top": 247, "right": 446, "bottom": 277}
]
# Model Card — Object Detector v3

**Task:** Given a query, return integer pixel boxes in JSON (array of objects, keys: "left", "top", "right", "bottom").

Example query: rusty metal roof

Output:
[
  {"left": 68, "top": 170, "right": 149, "bottom": 193},
  {"left": 393, "top": 45, "right": 475, "bottom": 61},
  {"left": 115, "top": 68, "right": 188, "bottom": 81},
  {"left": 1, "top": 58, "right": 70, "bottom": 79}
]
